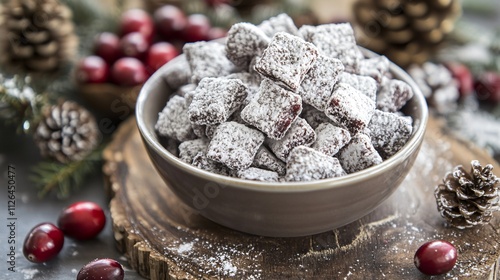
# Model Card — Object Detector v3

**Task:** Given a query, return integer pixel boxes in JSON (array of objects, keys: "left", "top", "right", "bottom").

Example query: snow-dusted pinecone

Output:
[
  {"left": 34, "top": 101, "right": 100, "bottom": 163},
  {"left": 435, "top": 160, "right": 500, "bottom": 229}
]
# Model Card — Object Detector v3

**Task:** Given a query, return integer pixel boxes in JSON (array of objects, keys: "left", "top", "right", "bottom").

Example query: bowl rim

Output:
[{"left": 136, "top": 48, "right": 428, "bottom": 193}]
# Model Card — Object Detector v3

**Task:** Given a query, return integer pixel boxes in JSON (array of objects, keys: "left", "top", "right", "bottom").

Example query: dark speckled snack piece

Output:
[
  {"left": 301, "top": 104, "right": 338, "bottom": 129},
  {"left": 298, "top": 55, "right": 344, "bottom": 111},
  {"left": 192, "top": 152, "right": 232, "bottom": 176},
  {"left": 337, "top": 72, "right": 378, "bottom": 102},
  {"left": 312, "top": 123, "right": 351, "bottom": 157},
  {"left": 357, "top": 56, "right": 390, "bottom": 83},
  {"left": 155, "top": 95, "right": 196, "bottom": 142},
  {"left": 188, "top": 77, "right": 248, "bottom": 125},
  {"left": 252, "top": 146, "right": 286, "bottom": 176},
  {"left": 241, "top": 79, "right": 303, "bottom": 140},
  {"left": 338, "top": 134, "right": 383, "bottom": 174},
  {"left": 254, "top": 32, "right": 318, "bottom": 92},
  {"left": 299, "top": 23, "right": 363, "bottom": 73},
  {"left": 376, "top": 78, "right": 414, "bottom": 112},
  {"left": 267, "top": 117, "right": 316, "bottom": 162},
  {"left": 236, "top": 167, "right": 280, "bottom": 182},
  {"left": 226, "top": 22, "right": 270, "bottom": 68},
  {"left": 183, "top": 41, "right": 235, "bottom": 84},
  {"left": 367, "top": 110, "right": 413, "bottom": 159},
  {"left": 324, "top": 83, "right": 376, "bottom": 135},
  {"left": 178, "top": 138, "right": 209, "bottom": 163},
  {"left": 207, "top": 122, "right": 265, "bottom": 170},
  {"left": 285, "top": 146, "right": 346, "bottom": 182},
  {"left": 257, "top": 13, "right": 299, "bottom": 37}
]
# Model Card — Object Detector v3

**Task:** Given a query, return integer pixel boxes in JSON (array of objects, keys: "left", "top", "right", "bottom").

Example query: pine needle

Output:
[{"left": 31, "top": 144, "right": 105, "bottom": 199}]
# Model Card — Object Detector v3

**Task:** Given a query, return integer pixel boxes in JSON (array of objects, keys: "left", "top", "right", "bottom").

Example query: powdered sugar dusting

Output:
[
  {"left": 164, "top": 237, "right": 263, "bottom": 279},
  {"left": 20, "top": 268, "right": 39, "bottom": 280}
]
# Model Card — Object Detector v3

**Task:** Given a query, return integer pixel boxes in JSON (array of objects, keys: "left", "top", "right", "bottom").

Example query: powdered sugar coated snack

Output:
[{"left": 155, "top": 14, "right": 416, "bottom": 182}]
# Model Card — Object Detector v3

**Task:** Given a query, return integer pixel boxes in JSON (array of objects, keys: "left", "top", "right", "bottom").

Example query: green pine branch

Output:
[
  {"left": 31, "top": 144, "right": 105, "bottom": 199},
  {"left": 0, "top": 75, "right": 47, "bottom": 134}
]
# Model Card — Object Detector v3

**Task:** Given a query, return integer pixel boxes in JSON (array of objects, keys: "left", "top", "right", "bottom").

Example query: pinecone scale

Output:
[
  {"left": 353, "top": 0, "right": 461, "bottom": 67},
  {"left": 435, "top": 160, "right": 500, "bottom": 229}
]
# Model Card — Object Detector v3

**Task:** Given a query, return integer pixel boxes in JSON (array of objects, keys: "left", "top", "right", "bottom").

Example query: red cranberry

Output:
[
  {"left": 93, "top": 32, "right": 121, "bottom": 64},
  {"left": 111, "top": 57, "right": 148, "bottom": 86},
  {"left": 119, "top": 32, "right": 149, "bottom": 59},
  {"left": 75, "top": 56, "right": 110, "bottom": 84},
  {"left": 77, "top": 258, "right": 124, "bottom": 280},
  {"left": 414, "top": 240, "right": 457, "bottom": 275},
  {"left": 154, "top": 5, "right": 187, "bottom": 40},
  {"left": 146, "top": 42, "right": 178, "bottom": 73},
  {"left": 207, "top": 27, "right": 227, "bottom": 40},
  {"left": 119, "top": 9, "right": 154, "bottom": 42},
  {"left": 57, "top": 201, "right": 106, "bottom": 240},
  {"left": 23, "top": 223, "right": 64, "bottom": 263},
  {"left": 445, "top": 62, "right": 474, "bottom": 97},
  {"left": 182, "top": 14, "right": 211, "bottom": 42},
  {"left": 474, "top": 71, "right": 500, "bottom": 103}
]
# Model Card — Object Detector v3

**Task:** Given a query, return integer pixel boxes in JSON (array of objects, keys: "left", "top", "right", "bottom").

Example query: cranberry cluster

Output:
[
  {"left": 23, "top": 201, "right": 124, "bottom": 280},
  {"left": 75, "top": 6, "right": 225, "bottom": 87}
]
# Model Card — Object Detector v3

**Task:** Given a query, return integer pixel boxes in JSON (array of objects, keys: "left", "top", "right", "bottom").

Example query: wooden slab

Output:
[{"left": 103, "top": 116, "right": 500, "bottom": 279}]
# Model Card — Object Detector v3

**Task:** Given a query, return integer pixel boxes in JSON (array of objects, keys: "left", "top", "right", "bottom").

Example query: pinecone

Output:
[
  {"left": 0, "top": 0, "right": 79, "bottom": 75},
  {"left": 353, "top": 0, "right": 461, "bottom": 68},
  {"left": 34, "top": 101, "right": 100, "bottom": 163},
  {"left": 435, "top": 160, "right": 500, "bottom": 229},
  {"left": 408, "top": 62, "right": 459, "bottom": 115}
]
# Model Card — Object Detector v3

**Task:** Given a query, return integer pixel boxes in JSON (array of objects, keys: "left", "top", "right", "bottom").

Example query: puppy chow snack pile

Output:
[{"left": 155, "top": 14, "right": 415, "bottom": 182}]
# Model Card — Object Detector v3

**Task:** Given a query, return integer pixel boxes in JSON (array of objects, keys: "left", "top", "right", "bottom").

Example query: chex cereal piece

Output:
[
  {"left": 241, "top": 79, "right": 302, "bottom": 140},
  {"left": 367, "top": 110, "right": 413, "bottom": 159},
  {"left": 338, "top": 72, "right": 377, "bottom": 101},
  {"left": 156, "top": 95, "right": 196, "bottom": 142},
  {"left": 236, "top": 167, "right": 280, "bottom": 182},
  {"left": 183, "top": 41, "right": 234, "bottom": 84},
  {"left": 254, "top": 32, "right": 318, "bottom": 92},
  {"left": 267, "top": 117, "right": 316, "bottom": 162},
  {"left": 301, "top": 104, "right": 338, "bottom": 129},
  {"left": 178, "top": 138, "right": 209, "bottom": 163},
  {"left": 162, "top": 56, "right": 191, "bottom": 91},
  {"left": 188, "top": 77, "right": 248, "bottom": 125},
  {"left": 191, "top": 124, "right": 206, "bottom": 138},
  {"left": 175, "top": 83, "right": 196, "bottom": 97},
  {"left": 324, "top": 83, "right": 376, "bottom": 135},
  {"left": 299, "top": 23, "right": 363, "bottom": 72},
  {"left": 192, "top": 152, "right": 232, "bottom": 176},
  {"left": 225, "top": 72, "right": 260, "bottom": 105},
  {"left": 311, "top": 123, "right": 351, "bottom": 157},
  {"left": 298, "top": 55, "right": 344, "bottom": 110},
  {"left": 207, "top": 122, "right": 265, "bottom": 170},
  {"left": 205, "top": 124, "right": 218, "bottom": 139},
  {"left": 357, "top": 56, "right": 390, "bottom": 83},
  {"left": 258, "top": 13, "right": 299, "bottom": 37},
  {"left": 285, "top": 146, "right": 346, "bottom": 182},
  {"left": 338, "top": 134, "right": 383, "bottom": 174},
  {"left": 252, "top": 146, "right": 286, "bottom": 176},
  {"left": 226, "top": 22, "right": 270, "bottom": 68},
  {"left": 248, "top": 56, "right": 263, "bottom": 84},
  {"left": 376, "top": 78, "right": 414, "bottom": 112}
]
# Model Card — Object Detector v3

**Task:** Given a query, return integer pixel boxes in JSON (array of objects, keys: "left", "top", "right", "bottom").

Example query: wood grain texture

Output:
[{"left": 103, "top": 116, "right": 500, "bottom": 280}]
